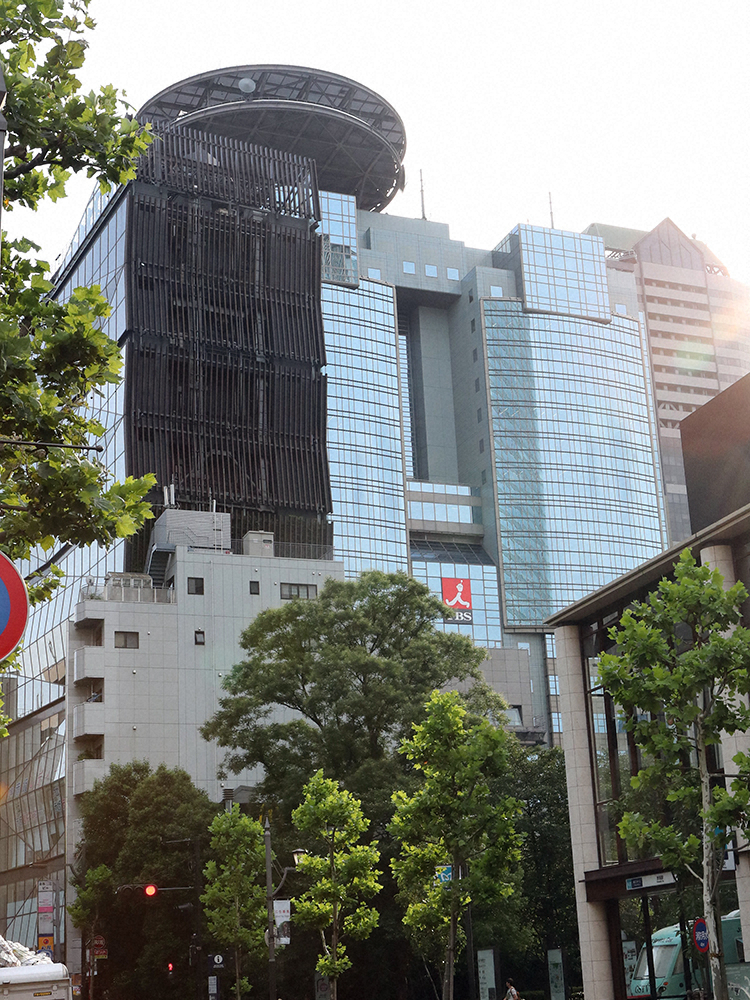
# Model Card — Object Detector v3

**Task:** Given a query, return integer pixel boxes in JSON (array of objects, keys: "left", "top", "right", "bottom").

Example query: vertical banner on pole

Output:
[
  {"left": 477, "top": 948, "right": 497, "bottom": 1000},
  {"left": 547, "top": 948, "right": 565, "bottom": 1000},
  {"left": 273, "top": 899, "right": 291, "bottom": 945}
]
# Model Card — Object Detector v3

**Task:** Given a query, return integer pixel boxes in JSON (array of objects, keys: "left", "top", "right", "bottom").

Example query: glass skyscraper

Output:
[{"left": 486, "top": 226, "right": 667, "bottom": 624}]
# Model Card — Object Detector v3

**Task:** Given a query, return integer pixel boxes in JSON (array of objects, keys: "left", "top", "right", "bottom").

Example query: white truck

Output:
[{"left": 0, "top": 963, "right": 72, "bottom": 999}]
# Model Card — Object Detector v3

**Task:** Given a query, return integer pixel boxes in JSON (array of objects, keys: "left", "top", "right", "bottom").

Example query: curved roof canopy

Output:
[{"left": 138, "top": 65, "right": 406, "bottom": 212}]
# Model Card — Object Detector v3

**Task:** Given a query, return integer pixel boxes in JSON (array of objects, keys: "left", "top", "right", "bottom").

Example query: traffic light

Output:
[
  {"left": 167, "top": 962, "right": 174, "bottom": 979},
  {"left": 115, "top": 883, "right": 161, "bottom": 898}
]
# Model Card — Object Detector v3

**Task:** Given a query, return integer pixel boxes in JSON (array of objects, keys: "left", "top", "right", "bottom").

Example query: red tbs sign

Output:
[
  {"left": 441, "top": 578, "right": 473, "bottom": 622},
  {"left": 0, "top": 551, "right": 28, "bottom": 661}
]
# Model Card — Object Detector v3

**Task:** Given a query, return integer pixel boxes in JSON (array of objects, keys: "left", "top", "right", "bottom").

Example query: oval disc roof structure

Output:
[{"left": 139, "top": 65, "right": 407, "bottom": 212}]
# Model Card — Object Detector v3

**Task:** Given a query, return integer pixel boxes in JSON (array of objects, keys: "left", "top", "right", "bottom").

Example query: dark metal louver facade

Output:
[{"left": 124, "top": 126, "right": 332, "bottom": 561}]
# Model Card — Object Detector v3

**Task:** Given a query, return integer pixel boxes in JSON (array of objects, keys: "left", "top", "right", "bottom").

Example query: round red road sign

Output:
[
  {"left": 0, "top": 551, "right": 29, "bottom": 660},
  {"left": 693, "top": 917, "right": 709, "bottom": 953}
]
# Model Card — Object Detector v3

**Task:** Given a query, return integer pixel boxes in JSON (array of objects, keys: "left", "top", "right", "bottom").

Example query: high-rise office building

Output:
[
  {"left": 586, "top": 219, "right": 750, "bottom": 541},
  {"left": 2, "top": 64, "right": 745, "bottom": 956}
]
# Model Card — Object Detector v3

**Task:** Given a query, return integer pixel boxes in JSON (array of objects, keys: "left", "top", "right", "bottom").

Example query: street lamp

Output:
[{"left": 264, "top": 817, "right": 304, "bottom": 1000}]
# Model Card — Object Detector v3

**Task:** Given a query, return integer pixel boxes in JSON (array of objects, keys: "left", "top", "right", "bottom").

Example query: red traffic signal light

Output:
[
  {"left": 115, "top": 883, "right": 162, "bottom": 898},
  {"left": 168, "top": 962, "right": 174, "bottom": 978}
]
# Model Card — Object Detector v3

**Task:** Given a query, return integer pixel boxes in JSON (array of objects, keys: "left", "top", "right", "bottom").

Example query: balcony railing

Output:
[{"left": 79, "top": 578, "right": 176, "bottom": 604}]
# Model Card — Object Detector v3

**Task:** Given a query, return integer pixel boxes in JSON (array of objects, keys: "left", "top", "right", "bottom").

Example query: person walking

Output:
[{"left": 505, "top": 978, "right": 520, "bottom": 1000}]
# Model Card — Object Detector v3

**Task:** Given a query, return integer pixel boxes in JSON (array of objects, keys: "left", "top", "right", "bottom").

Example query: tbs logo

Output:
[{"left": 442, "top": 579, "right": 473, "bottom": 623}]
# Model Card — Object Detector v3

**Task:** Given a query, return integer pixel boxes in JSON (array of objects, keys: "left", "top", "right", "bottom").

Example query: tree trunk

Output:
[
  {"left": 331, "top": 838, "right": 338, "bottom": 1000},
  {"left": 442, "top": 860, "right": 459, "bottom": 1000},
  {"left": 234, "top": 944, "right": 242, "bottom": 1000},
  {"left": 698, "top": 720, "right": 728, "bottom": 1000}
]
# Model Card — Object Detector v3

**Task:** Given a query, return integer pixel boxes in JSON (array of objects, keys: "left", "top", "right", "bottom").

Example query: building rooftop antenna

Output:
[
  {"left": 420, "top": 169, "right": 426, "bottom": 221},
  {"left": 549, "top": 191, "right": 554, "bottom": 230}
]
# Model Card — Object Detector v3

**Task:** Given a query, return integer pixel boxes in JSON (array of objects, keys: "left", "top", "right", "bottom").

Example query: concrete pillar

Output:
[
  {"left": 556, "top": 624, "right": 616, "bottom": 999},
  {"left": 699, "top": 544, "right": 736, "bottom": 590},
  {"left": 699, "top": 544, "right": 750, "bottom": 952}
]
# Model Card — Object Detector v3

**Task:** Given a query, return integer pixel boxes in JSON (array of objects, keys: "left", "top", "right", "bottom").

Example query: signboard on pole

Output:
[
  {"left": 37, "top": 936, "right": 54, "bottom": 960},
  {"left": 37, "top": 880, "right": 54, "bottom": 938},
  {"left": 547, "top": 948, "right": 565, "bottom": 1000},
  {"left": 274, "top": 899, "right": 291, "bottom": 945},
  {"left": 0, "top": 551, "right": 28, "bottom": 660},
  {"left": 435, "top": 864, "right": 453, "bottom": 886},
  {"left": 477, "top": 948, "right": 497, "bottom": 1000},
  {"left": 92, "top": 934, "right": 107, "bottom": 959},
  {"left": 314, "top": 971, "right": 331, "bottom": 999},
  {"left": 693, "top": 918, "right": 709, "bottom": 953}
]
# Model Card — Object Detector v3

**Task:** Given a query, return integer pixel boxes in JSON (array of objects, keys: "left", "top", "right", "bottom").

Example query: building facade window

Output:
[
  {"left": 484, "top": 297, "right": 667, "bottom": 626},
  {"left": 402, "top": 261, "right": 416, "bottom": 274},
  {"left": 114, "top": 631, "right": 139, "bottom": 649},
  {"left": 367, "top": 267, "right": 381, "bottom": 280},
  {"left": 187, "top": 577, "right": 204, "bottom": 595},
  {"left": 446, "top": 267, "right": 459, "bottom": 281},
  {"left": 194, "top": 630, "right": 206, "bottom": 645},
  {"left": 280, "top": 583, "right": 318, "bottom": 600},
  {"left": 249, "top": 580, "right": 260, "bottom": 595},
  {"left": 322, "top": 279, "right": 409, "bottom": 577}
]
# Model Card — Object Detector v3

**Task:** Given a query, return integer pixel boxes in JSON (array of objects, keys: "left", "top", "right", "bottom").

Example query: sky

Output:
[{"left": 7, "top": 0, "right": 750, "bottom": 283}]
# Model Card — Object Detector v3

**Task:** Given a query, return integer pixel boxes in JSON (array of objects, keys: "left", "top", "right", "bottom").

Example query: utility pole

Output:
[
  {"left": 264, "top": 817, "right": 277, "bottom": 1000},
  {"left": 164, "top": 837, "right": 203, "bottom": 1000}
]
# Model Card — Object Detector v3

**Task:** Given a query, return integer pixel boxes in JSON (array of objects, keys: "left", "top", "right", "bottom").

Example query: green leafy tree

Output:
[
  {"left": 390, "top": 690, "right": 521, "bottom": 1000},
  {"left": 0, "top": 238, "right": 154, "bottom": 561},
  {"left": 1, "top": 0, "right": 150, "bottom": 210},
  {"left": 504, "top": 745, "right": 580, "bottom": 989},
  {"left": 0, "top": 0, "right": 154, "bottom": 716},
  {"left": 71, "top": 762, "right": 218, "bottom": 1000},
  {"left": 292, "top": 770, "right": 382, "bottom": 1000},
  {"left": 598, "top": 549, "right": 750, "bottom": 1000},
  {"left": 67, "top": 862, "right": 115, "bottom": 999},
  {"left": 201, "top": 805, "right": 267, "bottom": 1000},
  {"left": 201, "top": 571, "right": 487, "bottom": 825}
]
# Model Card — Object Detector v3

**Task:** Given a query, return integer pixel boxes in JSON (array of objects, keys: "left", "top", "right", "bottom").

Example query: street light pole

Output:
[{"left": 264, "top": 817, "right": 277, "bottom": 1000}]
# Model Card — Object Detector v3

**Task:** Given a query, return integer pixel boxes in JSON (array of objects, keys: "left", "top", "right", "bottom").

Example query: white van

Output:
[{"left": 0, "top": 964, "right": 72, "bottom": 999}]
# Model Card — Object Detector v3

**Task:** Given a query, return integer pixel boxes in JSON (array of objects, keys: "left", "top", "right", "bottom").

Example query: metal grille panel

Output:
[{"left": 125, "top": 125, "right": 332, "bottom": 559}]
